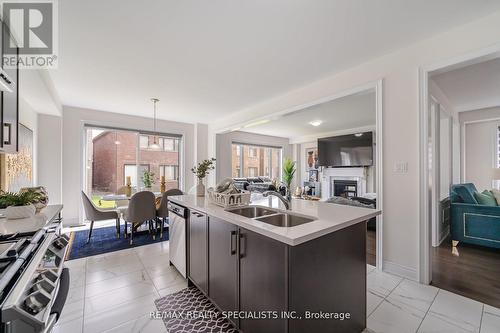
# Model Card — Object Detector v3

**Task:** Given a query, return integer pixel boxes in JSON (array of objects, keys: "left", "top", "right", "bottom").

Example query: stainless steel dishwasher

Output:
[{"left": 167, "top": 202, "right": 187, "bottom": 278}]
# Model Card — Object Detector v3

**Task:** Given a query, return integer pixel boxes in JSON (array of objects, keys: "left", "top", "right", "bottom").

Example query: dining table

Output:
[{"left": 100, "top": 192, "right": 163, "bottom": 202}]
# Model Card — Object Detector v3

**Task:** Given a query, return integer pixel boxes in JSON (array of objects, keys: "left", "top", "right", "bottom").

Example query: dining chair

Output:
[
  {"left": 156, "top": 189, "right": 183, "bottom": 238},
  {"left": 115, "top": 186, "right": 130, "bottom": 216},
  {"left": 81, "top": 191, "right": 120, "bottom": 243},
  {"left": 123, "top": 191, "right": 156, "bottom": 245}
]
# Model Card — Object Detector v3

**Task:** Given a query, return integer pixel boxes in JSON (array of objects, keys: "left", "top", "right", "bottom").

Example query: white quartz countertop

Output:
[
  {"left": 168, "top": 194, "right": 380, "bottom": 246},
  {"left": 0, "top": 204, "right": 63, "bottom": 235}
]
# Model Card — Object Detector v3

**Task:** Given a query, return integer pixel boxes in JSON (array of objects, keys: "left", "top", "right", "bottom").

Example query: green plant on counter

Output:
[
  {"left": 191, "top": 158, "right": 216, "bottom": 180},
  {"left": 0, "top": 190, "right": 43, "bottom": 209},
  {"left": 282, "top": 158, "right": 296, "bottom": 189},
  {"left": 142, "top": 170, "right": 155, "bottom": 188}
]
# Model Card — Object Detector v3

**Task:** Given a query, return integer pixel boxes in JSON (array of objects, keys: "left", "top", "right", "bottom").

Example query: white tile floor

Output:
[{"left": 56, "top": 241, "right": 500, "bottom": 333}]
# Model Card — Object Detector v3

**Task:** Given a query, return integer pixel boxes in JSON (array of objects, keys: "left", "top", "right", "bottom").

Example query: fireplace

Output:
[{"left": 333, "top": 180, "right": 358, "bottom": 198}]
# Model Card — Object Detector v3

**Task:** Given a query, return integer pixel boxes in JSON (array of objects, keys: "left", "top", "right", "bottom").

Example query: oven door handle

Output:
[
  {"left": 49, "top": 267, "right": 70, "bottom": 321},
  {"left": 42, "top": 314, "right": 58, "bottom": 333}
]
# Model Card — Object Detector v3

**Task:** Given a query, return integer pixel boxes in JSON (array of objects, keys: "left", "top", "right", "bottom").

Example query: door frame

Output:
[
  {"left": 418, "top": 42, "right": 500, "bottom": 284},
  {"left": 213, "top": 79, "right": 384, "bottom": 270}
]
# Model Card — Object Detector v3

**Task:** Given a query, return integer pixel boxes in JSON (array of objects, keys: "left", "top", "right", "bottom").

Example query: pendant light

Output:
[{"left": 149, "top": 98, "right": 161, "bottom": 150}]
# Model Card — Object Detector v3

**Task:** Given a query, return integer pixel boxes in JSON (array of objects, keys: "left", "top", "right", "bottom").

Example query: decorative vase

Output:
[
  {"left": 285, "top": 186, "right": 292, "bottom": 201},
  {"left": 195, "top": 178, "right": 205, "bottom": 197},
  {"left": 160, "top": 176, "right": 166, "bottom": 193},
  {"left": 125, "top": 185, "right": 132, "bottom": 197},
  {"left": 125, "top": 177, "right": 132, "bottom": 197},
  {"left": 6, "top": 204, "right": 36, "bottom": 220},
  {"left": 20, "top": 186, "right": 49, "bottom": 212},
  {"left": 307, "top": 151, "right": 314, "bottom": 168}
]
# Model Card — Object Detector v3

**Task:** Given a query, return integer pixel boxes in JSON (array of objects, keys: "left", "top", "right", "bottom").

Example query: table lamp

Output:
[{"left": 491, "top": 168, "right": 500, "bottom": 189}]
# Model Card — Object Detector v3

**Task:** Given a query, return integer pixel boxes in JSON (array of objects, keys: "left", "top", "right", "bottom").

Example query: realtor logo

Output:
[{"left": 1, "top": 0, "right": 58, "bottom": 68}]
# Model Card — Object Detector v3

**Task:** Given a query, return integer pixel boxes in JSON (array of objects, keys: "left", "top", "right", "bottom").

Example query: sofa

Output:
[
  {"left": 233, "top": 177, "right": 277, "bottom": 193},
  {"left": 450, "top": 183, "right": 500, "bottom": 249}
]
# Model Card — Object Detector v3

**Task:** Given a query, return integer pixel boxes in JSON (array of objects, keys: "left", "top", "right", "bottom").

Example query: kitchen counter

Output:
[
  {"left": 168, "top": 194, "right": 380, "bottom": 246},
  {"left": 0, "top": 205, "right": 63, "bottom": 236}
]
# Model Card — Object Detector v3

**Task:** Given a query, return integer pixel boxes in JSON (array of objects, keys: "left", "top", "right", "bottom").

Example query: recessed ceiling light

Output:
[
  {"left": 309, "top": 120, "right": 323, "bottom": 127},
  {"left": 354, "top": 133, "right": 364, "bottom": 137},
  {"left": 114, "top": 140, "right": 121, "bottom": 145}
]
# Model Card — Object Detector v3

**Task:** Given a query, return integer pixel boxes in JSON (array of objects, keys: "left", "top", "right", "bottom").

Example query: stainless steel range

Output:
[{"left": 0, "top": 215, "right": 70, "bottom": 333}]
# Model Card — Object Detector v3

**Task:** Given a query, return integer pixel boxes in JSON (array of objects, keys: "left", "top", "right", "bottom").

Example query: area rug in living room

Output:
[{"left": 66, "top": 225, "right": 169, "bottom": 260}]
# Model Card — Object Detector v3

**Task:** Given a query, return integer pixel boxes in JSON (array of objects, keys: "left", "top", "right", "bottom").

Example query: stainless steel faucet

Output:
[{"left": 262, "top": 191, "right": 290, "bottom": 210}]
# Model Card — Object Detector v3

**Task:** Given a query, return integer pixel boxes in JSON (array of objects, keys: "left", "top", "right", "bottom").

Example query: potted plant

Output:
[
  {"left": 191, "top": 158, "right": 216, "bottom": 196},
  {"left": 142, "top": 170, "right": 155, "bottom": 190},
  {"left": 0, "top": 190, "right": 43, "bottom": 219},
  {"left": 283, "top": 158, "right": 296, "bottom": 200}
]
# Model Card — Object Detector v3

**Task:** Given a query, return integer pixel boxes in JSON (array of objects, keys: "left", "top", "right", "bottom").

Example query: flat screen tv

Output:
[{"left": 318, "top": 132, "right": 373, "bottom": 167}]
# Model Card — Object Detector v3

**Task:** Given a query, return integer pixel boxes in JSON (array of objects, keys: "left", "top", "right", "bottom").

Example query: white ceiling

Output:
[
  {"left": 240, "top": 90, "right": 375, "bottom": 140},
  {"left": 431, "top": 57, "right": 500, "bottom": 112},
  {"left": 49, "top": 0, "right": 500, "bottom": 123}
]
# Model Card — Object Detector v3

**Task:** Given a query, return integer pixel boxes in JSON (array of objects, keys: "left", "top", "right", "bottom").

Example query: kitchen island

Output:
[
  {"left": 168, "top": 194, "right": 380, "bottom": 333},
  {"left": 0, "top": 205, "right": 63, "bottom": 236}
]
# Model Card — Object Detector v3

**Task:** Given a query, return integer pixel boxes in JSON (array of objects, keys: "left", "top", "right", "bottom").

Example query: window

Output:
[
  {"left": 497, "top": 126, "right": 500, "bottom": 167},
  {"left": 231, "top": 143, "right": 282, "bottom": 180},
  {"left": 139, "top": 135, "right": 149, "bottom": 149},
  {"left": 248, "top": 148, "right": 257, "bottom": 157},
  {"left": 160, "top": 165, "right": 179, "bottom": 180},
  {"left": 124, "top": 164, "right": 150, "bottom": 188},
  {"left": 248, "top": 167, "right": 258, "bottom": 177},
  {"left": 84, "top": 126, "right": 183, "bottom": 201},
  {"left": 159, "top": 137, "right": 179, "bottom": 152}
]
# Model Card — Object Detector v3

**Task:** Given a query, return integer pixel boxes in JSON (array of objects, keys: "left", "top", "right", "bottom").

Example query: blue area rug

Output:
[{"left": 66, "top": 224, "right": 169, "bottom": 260}]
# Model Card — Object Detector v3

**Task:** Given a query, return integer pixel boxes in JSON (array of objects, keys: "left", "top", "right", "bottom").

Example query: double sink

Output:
[{"left": 225, "top": 206, "right": 316, "bottom": 227}]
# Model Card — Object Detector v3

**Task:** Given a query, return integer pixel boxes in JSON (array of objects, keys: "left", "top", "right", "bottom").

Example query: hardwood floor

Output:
[
  {"left": 432, "top": 236, "right": 500, "bottom": 308},
  {"left": 367, "top": 229, "right": 376, "bottom": 266}
]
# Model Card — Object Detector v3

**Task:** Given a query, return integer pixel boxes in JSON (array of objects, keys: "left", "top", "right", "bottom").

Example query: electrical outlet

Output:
[{"left": 394, "top": 162, "right": 408, "bottom": 174}]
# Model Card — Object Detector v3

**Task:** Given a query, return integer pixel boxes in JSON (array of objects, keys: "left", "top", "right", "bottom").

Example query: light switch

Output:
[{"left": 394, "top": 162, "right": 408, "bottom": 174}]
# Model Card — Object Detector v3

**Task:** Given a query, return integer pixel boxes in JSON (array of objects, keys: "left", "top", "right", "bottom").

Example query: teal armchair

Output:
[{"left": 450, "top": 183, "right": 500, "bottom": 249}]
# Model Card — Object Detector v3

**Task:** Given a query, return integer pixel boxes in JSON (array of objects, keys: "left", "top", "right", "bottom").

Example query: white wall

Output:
[
  {"left": 215, "top": 131, "right": 292, "bottom": 183},
  {"left": 208, "top": 11, "right": 500, "bottom": 280},
  {"left": 62, "top": 106, "right": 196, "bottom": 226},
  {"left": 37, "top": 114, "right": 62, "bottom": 204}
]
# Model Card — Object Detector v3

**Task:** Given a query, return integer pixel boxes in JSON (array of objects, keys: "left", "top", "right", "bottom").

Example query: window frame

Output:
[
  {"left": 231, "top": 142, "right": 283, "bottom": 180},
  {"left": 159, "top": 164, "right": 179, "bottom": 181}
]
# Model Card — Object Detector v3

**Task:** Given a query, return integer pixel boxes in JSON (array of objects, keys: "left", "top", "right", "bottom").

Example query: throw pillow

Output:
[
  {"left": 454, "top": 185, "right": 478, "bottom": 204},
  {"left": 474, "top": 190, "right": 497, "bottom": 206},
  {"left": 490, "top": 188, "right": 500, "bottom": 205}
]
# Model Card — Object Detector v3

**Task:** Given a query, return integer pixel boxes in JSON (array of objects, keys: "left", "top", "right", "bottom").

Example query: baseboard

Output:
[
  {"left": 383, "top": 260, "right": 418, "bottom": 281},
  {"left": 63, "top": 217, "right": 83, "bottom": 227}
]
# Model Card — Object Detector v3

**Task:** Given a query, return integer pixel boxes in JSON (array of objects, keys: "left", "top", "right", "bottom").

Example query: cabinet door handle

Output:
[
  {"left": 239, "top": 232, "right": 246, "bottom": 258},
  {"left": 230, "top": 230, "right": 237, "bottom": 255}
]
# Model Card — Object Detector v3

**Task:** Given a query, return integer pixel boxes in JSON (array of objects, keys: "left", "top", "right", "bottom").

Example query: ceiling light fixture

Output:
[
  {"left": 309, "top": 120, "right": 323, "bottom": 127},
  {"left": 354, "top": 133, "right": 364, "bottom": 137},
  {"left": 148, "top": 98, "right": 161, "bottom": 150}
]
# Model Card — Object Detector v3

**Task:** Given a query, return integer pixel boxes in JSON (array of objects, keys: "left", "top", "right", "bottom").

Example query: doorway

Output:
[
  {"left": 215, "top": 80, "right": 384, "bottom": 268},
  {"left": 420, "top": 46, "right": 500, "bottom": 307}
]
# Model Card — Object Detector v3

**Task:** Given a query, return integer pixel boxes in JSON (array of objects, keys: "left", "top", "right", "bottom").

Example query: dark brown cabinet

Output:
[
  {"left": 208, "top": 216, "right": 238, "bottom": 313},
  {"left": 186, "top": 210, "right": 366, "bottom": 333},
  {"left": 188, "top": 209, "right": 208, "bottom": 294},
  {"left": 0, "top": 21, "right": 19, "bottom": 153},
  {"left": 239, "top": 228, "right": 288, "bottom": 333}
]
